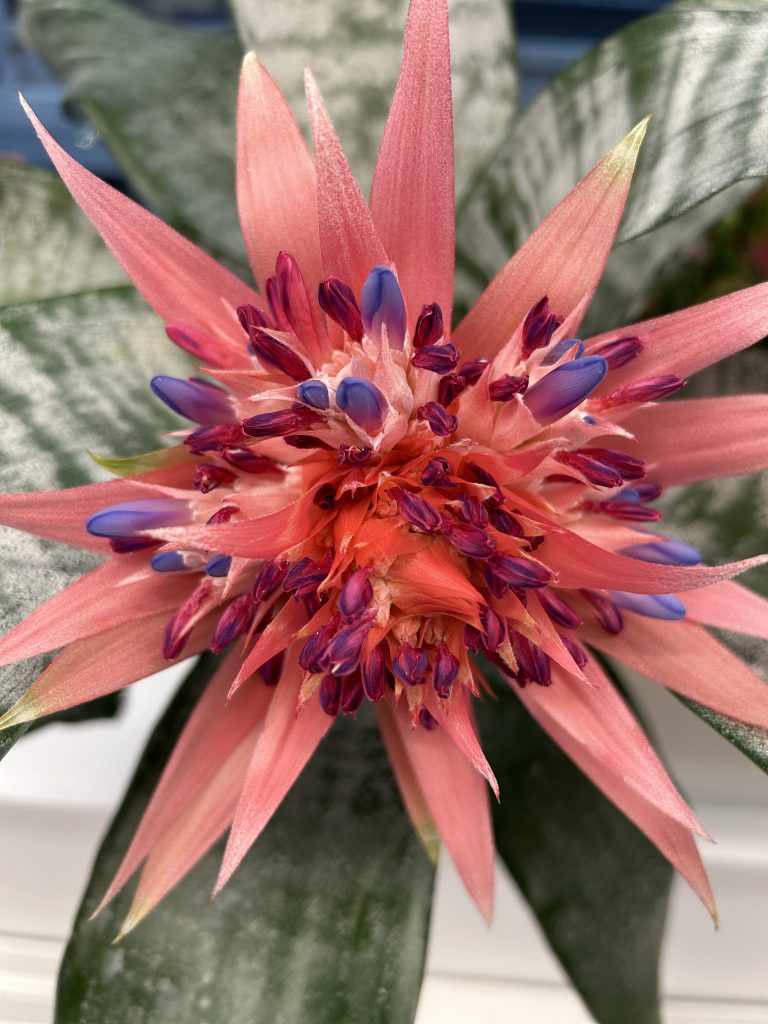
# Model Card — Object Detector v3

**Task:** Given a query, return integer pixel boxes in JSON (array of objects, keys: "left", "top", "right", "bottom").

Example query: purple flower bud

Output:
[
  {"left": 319, "top": 674, "right": 342, "bottom": 716},
  {"left": 581, "top": 589, "right": 624, "bottom": 635},
  {"left": 248, "top": 329, "right": 311, "bottom": 382},
  {"left": 592, "top": 336, "right": 643, "bottom": 370},
  {"left": 297, "top": 379, "right": 330, "bottom": 410},
  {"left": 150, "top": 376, "right": 233, "bottom": 426},
  {"left": 619, "top": 539, "right": 701, "bottom": 566},
  {"left": 538, "top": 588, "right": 583, "bottom": 630},
  {"left": 150, "top": 551, "right": 196, "bottom": 573},
  {"left": 236, "top": 303, "right": 270, "bottom": 334},
  {"left": 259, "top": 649, "right": 285, "bottom": 687},
  {"left": 488, "top": 553, "right": 551, "bottom": 588},
  {"left": 242, "top": 407, "right": 322, "bottom": 438},
  {"left": 220, "top": 449, "right": 284, "bottom": 475},
  {"left": 607, "top": 591, "right": 686, "bottom": 621},
  {"left": 413, "top": 303, "right": 444, "bottom": 348},
  {"left": 488, "top": 507, "right": 522, "bottom": 536},
  {"left": 457, "top": 359, "right": 488, "bottom": 385},
  {"left": 464, "top": 463, "right": 504, "bottom": 506},
  {"left": 411, "top": 342, "right": 460, "bottom": 375},
  {"left": 421, "top": 456, "right": 451, "bottom": 487},
  {"left": 392, "top": 643, "right": 429, "bottom": 686},
  {"left": 489, "top": 374, "right": 529, "bottom": 402},
  {"left": 576, "top": 447, "right": 646, "bottom": 482},
  {"left": 193, "top": 463, "right": 236, "bottom": 493},
  {"left": 541, "top": 338, "right": 585, "bottom": 366},
  {"left": 338, "top": 444, "right": 372, "bottom": 465},
  {"left": 458, "top": 494, "right": 489, "bottom": 528},
  {"left": 162, "top": 581, "right": 212, "bottom": 660},
  {"left": 284, "top": 434, "right": 331, "bottom": 450},
  {"left": 618, "top": 482, "right": 664, "bottom": 504},
  {"left": 185, "top": 423, "right": 246, "bottom": 454},
  {"left": 210, "top": 594, "right": 256, "bottom": 654},
  {"left": 205, "top": 553, "right": 232, "bottom": 577},
  {"left": 206, "top": 505, "right": 238, "bottom": 526},
  {"left": 299, "top": 616, "right": 339, "bottom": 674},
  {"left": 479, "top": 604, "right": 506, "bottom": 651},
  {"left": 391, "top": 486, "right": 441, "bottom": 533},
  {"left": 87, "top": 499, "right": 191, "bottom": 538},
  {"left": 283, "top": 552, "right": 333, "bottom": 599},
  {"left": 361, "top": 644, "right": 387, "bottom": 702},
  {"left": 266, "top": 275, "right": 291, "bottom": 331},
  {"left": 441, "top": 519, "right": 497, "bottom": 559},
  {"left": 336, "top": 376, "right": 388, "bottom": 433},
  {"left": 522, "top": 296, "right": 564, "bottom": 357},
  {"left": 432, "top": 642, "right": 459, "bottom": 698},
  {"left": 253, "top": 558, "right": 288, "bottom": 601},
  {"left": 318, "top": 277, "right": 364, "bottom": 341},
  {"left": 584, "top": 499, "right": 662, "bottom": 523},
  {"left": 417, "top": 401, "right": 458, "bottom": 437},
  {"left": 438, "top": 373, "right": 467, "bottom": 406},
  {"left": 341, "top": 676, "right": 365, "bottom": 714},
  {"left": 601, "top": 375, "right": 685, "bottom": 409},
  {"left": 329, "top": 617, "right": 373, "bottom": 675},
  {"left": 464, "top": 624, "right": 483, "bottom": 654},
  {"left": 510, "top": 632, "right": 551, "bottom": 685},
  {"left": 338, "top": 568, "right": 374, "bottom": 618},
  {"left": 524, "top": 356, "right": 608, "bottom": 424},
  {"left": 561, "top": 635, "right": 589, "bottom": 668},
  {"left": 361, "top": 265, "right": 407, "bottom": 349},
  {"left": 482, "top": 563, "right": 508, "bottom": 599},
  {"left": 418, "top": 707, "right": 439, "bottom": 730},
  {"left": 555, "top": 450, "right": 623, "bottom": 489},
  {"left": 275, "top": 251, "right": 315, "bottom": 342}
]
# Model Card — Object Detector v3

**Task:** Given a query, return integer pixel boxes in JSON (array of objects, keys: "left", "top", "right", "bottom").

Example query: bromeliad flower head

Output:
[{"left": 2, "top": 0, "right": 768, "bottom": 934}]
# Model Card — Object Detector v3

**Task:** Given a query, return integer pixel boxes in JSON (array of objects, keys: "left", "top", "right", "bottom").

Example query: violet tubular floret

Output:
[
  {"left": 150, "top": 376, "right": 234, "bottom": 426},
  {"left": 524, "top": 356, "right": 608, "bottom": 425},
  {"left": 360, "top": 265, "right": 407, "bottom": 349},
  {"left": 205, "top": 554, "right": 232, "bottom": 578},
  {"left": 336, "top": 376, "right": 388, "bottom": 434},
  {"left": 607, "top": 591, "right": 686, "bottom": 621},
  {"left": 619, "top": 539, "right": 702, "bottom": 566},
  {"left": 87, "top": 499, "right": 191, "bottom": 538}
]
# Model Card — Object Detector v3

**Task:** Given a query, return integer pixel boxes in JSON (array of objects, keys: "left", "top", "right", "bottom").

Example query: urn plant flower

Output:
[{"left": 1, "top": 0, "right": 768, "bottom": 944}]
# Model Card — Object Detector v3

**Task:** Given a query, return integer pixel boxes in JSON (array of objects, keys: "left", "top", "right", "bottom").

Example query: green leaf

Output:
[
  {"left": 57, "top": 658, "right": 435, "bottom": 1024},
  {"left": 477, "top": 669, "right": 672, "bottom": 1024},
  {"left": 20, "top": 0, "right": 246, "bottom": 269},
  {"left": 0, "top": 163, "right": 193, "bottom": 762},
  {"left": 232, "top": 0, "right": 516, "bottom": 197},
  {"left": 455, "top": 7, "right": 768, "bottom": 321}
]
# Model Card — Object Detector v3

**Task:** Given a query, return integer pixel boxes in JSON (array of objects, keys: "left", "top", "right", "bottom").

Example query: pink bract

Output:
[{"left": 2, "top": 0, "right": 767, "bottom": 935}]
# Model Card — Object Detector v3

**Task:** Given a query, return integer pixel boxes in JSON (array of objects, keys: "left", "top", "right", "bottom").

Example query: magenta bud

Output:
[
  {"left": 601, "top": 375, "right": 685, "bottom": 408},
  {"left": 488, "top": 553, "right": 551, "bottom": 588},
  {"left": 165, "top": 324, "right": 223, "bottom": 363},
  {"left": 391, "top": 486, "right": 441, "bottom": 533},
  {"left": 275, "top": 251, "right": 315, "bottom": 342},
  {"left": 361, "top": 644, "right": 387, "bottom": 702},
  {"left": 538, "top": 588, "right": 582, "bottom": 630},
  {"left": 413, "top": 303, "right": 444, "bottom": 348},
  {"left": 458, "top": 494, "right": 489, "bottom": 528},
  {"left": 206, "top": 505, "right": 238, "bottom": 526},
  {"left": 162, "top": 581, "right": 212, "bottom": 660},
  {"left": 338, "top": 444, "right": 372, "bottom": 465},
  {"left": 438, "top": 373, "right": 467, "bottom": 406},
  {"left": 479, "top": 604, "right": 506, "bottom": 652},
  {"left": 236, "top": 303, "right": 270, "bottom": 334},
  {"left": 592, "top": 336, "right": 643, "bottom": 370},
  {"left": 411, "top": 342, "right": 460, "bottom": 375},
  {"left": 421, "top": 456, "right": 451, "bottom": 487},
  {"left": 319, "top": 674, "right": 342, "bottom": 716},
  {"left": 193, "top": 464, "right": 236, "bottom": 493},
  {"left": 441, "top": 519, "right": 497, "bottom": 559},
  {"left": 249, "top": 328, "right": 312, "bottom": 382},
  {"left": 511, "top": 632, "right": 551, "bottom": 686},
  {"left": 185, "top": 423, "right": 246, "bottom": 454},
  {"left": 393, "top": 643, "right": 429, "bottom": 686},
  {"left": 265, "top": 275, "right": 290, "bottom": 331},
  {"left": 221, "top": 449, "right": 284, "bottom": 475},
  {"left": 338, "top": 568, "right": 374, "bottom": 618},
  {"left": 619, "top": 482, "right": 664, "bottom": 504},
  {"left": 210, "top": 594, "right": 255, "bottom": 654},
  {"left": 464, "top": 463, "right": 504, "bottom": 506},
  {"left": 329, "top": 617, "right": 374, "bottom": 675},
  {"left": 418, "top": 707, "right": 439, "bottom": 730},
  {"left": 341, "top": 676, "right": 365, "bottom": 714},
  {"left": 417, "top": 401, "right": 458, "bottom": 437},
  {"left": 457, "top": 359, "right": 488, "bottom": 385},
  {"left": 488, "top": 507, "right": 522, "bottom": 536},
  {"left": 581, "top": 589, "right": 624, "bottom": 635},
  {"left": 584, "top": 499, "right": 662, "bottom": 523},
  {"left": 242, "top": 407, "right": 322, "bottom": 438},
  {"left": 253, "top": 558, "right": 288, "bottom": 602},
  {"left": 318, "top": 277, "right": 364, "bottom": 341},
  {"left": 361, "top": 265, "right": 407, "bottom": 349},
  {"left": 522, "top": 296, "right": 564, "bottom": 357},
  {"left": 299, "top": 616, "right": 339, "bottom": 674},
  {"left": 432, "top": 642, "right": 459, "bottom": 699},
  {"left": 555, "top": 449, "right": 623, "bottom": 489},
  {"left": 284, "top": 434, "right": 331, "bottom": 450},
  {"left": 259, "top": 649, "right": 285, "bottom": 687},
  {"left": 489, "top": 374, "right": 529, "bottom": 401},
  {"left": 283, "top": 551, "right": 333, "bottom": 599},
  {"left": 561, "top": 635, "right": 589, "bottom": 669}
]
